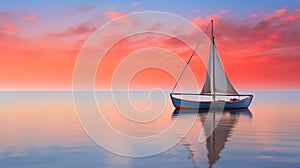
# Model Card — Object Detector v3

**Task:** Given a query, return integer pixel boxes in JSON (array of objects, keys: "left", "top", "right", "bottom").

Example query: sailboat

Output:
[{"left": 170, "top": 20, "right": 253, "bottom": 109}]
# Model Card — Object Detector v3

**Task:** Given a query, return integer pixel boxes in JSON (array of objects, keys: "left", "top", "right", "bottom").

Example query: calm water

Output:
[{"left": 0, "top": 91, "right": 300, "bottom": 168}]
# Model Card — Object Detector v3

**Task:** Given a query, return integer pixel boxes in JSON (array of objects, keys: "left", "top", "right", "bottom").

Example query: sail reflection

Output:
[{"left": 172, "top": 108, "right": 252, "bottom": 167}]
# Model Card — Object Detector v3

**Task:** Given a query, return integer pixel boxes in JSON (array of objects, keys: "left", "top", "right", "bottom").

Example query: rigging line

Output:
[{"left": 171, "top": 21, "right": 211, "bottom": 93}]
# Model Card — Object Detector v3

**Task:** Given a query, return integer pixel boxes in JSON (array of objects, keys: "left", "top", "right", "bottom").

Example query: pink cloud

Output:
[
  {"left": 103, "top": 11, "right": 133, "bottom": 26},
  {"left": 192, "top": 16, "right": 208, "bottom": 28},
  {"left": 287, "top": 8, "right": 300, "bottom": 21},
  {"left": 212, "top": 7, "right": 300, "bottom": 53},
  {"left": 48, "top": 22, "right": 96, "bottom": 38},
  {"left": 249, "top": 14, "right": 257, "bottom": 18},
  {"left": 260, "top": 7, "right": 300, "bottom": 22},
  {"left": 104, "top": 11, "right": 125, "bottom": 20},
  {"left": 2, "top": 24, "right": 19, "bottom": 34},
  {"left": 192, "top": 9, "right": 227, "bottom": 28},
  {"left": 188, "top": 7, "right": 300, "bottom": 90},
  {"left": 265, "top": 7, "right": 287, "bottom": 21}
]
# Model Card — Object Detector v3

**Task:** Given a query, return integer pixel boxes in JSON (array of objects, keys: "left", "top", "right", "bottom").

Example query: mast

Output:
[{"left": 211, "top": 19, "right": 216, "bottom": 102}]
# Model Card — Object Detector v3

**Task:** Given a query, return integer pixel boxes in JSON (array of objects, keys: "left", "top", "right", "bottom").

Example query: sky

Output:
[{"left": 1, "top": 0, "right": 300, "bottom": 91}]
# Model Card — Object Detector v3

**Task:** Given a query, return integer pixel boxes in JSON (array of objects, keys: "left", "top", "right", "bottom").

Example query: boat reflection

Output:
[{"left": 172, "top": 108, "right": 252, "bottom": 167}]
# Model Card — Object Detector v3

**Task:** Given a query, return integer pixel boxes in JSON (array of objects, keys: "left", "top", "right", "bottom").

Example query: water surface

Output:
[{"left": 0, "top": 91, "right": 299, "bottom": 168}]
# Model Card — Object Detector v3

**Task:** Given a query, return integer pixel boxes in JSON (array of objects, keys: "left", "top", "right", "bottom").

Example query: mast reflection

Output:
[{"left": 172, "top": 108, "right": 252, "bottom": 167}]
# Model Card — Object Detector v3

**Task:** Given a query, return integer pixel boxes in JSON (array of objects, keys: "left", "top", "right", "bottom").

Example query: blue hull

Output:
[{"left": 170, "top": 94, "right": 253, "bottom": 109}]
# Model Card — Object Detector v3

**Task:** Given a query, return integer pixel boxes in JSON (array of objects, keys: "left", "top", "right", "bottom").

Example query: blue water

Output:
[{"left": 0, "top": 91, "right": 299, "bottom": 168}]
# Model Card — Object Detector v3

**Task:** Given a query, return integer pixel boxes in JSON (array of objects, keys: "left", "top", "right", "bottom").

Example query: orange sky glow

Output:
[{"left": 1, "top": 5, "right": 300, "bottom": 91}]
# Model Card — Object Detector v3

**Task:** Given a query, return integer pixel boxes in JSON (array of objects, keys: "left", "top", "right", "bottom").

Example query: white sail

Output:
[{"left": 200, "top": 42, "right": 238, "bottom": 96}]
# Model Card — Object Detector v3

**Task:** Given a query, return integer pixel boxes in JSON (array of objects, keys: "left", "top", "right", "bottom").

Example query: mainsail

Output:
[{"left": 200, "top": 41, "right": 238, "bottom": 96}]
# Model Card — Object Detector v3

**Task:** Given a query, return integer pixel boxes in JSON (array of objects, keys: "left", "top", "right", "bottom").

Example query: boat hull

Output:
[{"left": 170, "top": 94, "right": 253, "bottom": 109}]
